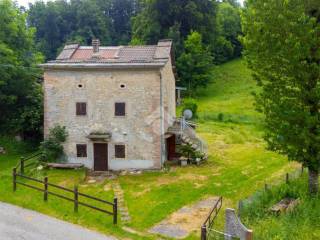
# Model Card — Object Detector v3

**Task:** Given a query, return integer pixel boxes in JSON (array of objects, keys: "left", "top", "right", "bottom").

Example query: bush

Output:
[
  {"left": 40, "top": 125, "right": 68, "bottom": 162},
  {"left": 181, "top": 98, "right": 198, "bottom": 119},
  {"left": 177, "top": 143, "right": 204, "bottom": 163}
]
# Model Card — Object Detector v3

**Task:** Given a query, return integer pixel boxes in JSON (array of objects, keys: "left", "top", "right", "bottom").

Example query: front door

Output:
[{"left": 94, "top": 143, "right": 108, "bottom": 171}]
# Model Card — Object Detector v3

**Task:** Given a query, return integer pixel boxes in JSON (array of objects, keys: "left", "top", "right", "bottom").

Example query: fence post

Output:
[
  {"left": 44, "top": 177, "right": 48, "bottom": 201},
  {"left": 264, "top": 183, "right": 268, "bottom": 191},
  {"left": 113, "top": 198, "right": 118, "bottom": 224},
  {"left": 246, "top": 230, "right": 253, "bottom": 240},
  {"left": 201, "top": 225, "right": 207, "bottom": 240},
  {"left": 20, "top": 157, "right": 24, "bottom": 175},
  {"left": 301, "top": 165, "right": 304, "bottom": 176},
  {"left": 13, "top": 168, "right": 17, "bottom": 192},
  {"left": 74, "top": 185, "right": 78, "bottom": 213},
  {"left": 286, "top": 173, "right": 289, "bottom": 184},
  {"left": 238, "top": 200, "right": 243, "bottom": 217}
]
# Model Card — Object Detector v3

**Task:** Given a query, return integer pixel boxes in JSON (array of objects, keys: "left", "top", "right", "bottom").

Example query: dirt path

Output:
[{"left": 149, "top": 197, "right": 219, "bottom": 238}]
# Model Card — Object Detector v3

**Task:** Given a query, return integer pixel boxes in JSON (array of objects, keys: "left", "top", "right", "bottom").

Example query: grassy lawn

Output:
[{"left": 0, "top": 59, "right": 298, "bottom": 239}]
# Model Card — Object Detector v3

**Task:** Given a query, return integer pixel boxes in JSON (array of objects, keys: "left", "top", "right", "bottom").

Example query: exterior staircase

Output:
[{"left": 168, "top": 117, "right": 208, "bottom": 159}]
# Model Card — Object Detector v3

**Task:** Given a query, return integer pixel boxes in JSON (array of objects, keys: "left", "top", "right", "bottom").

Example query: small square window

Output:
[
  {"left": 76, "top": 102, "right": 87, "bottom": 116},
  {"left": 115, "top": 102, "right": 125, "bottom": 116},
  {"left": 115, "top": 145, "right": 125, "bottom": 158},
  {"left": 76, "top": 144, "right": 87, "bottom": 157}
]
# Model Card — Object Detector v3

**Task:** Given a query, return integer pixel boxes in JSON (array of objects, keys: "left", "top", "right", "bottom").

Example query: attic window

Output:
[
  {"left": 120, "top": 84, "right": 126, "bottom": 89},
  {"left": 78, "top": 84, "right": 83, "bottom": 88}
]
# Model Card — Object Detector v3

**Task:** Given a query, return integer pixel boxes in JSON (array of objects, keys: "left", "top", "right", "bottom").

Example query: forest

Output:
[{"left": 0, "top": 0, "right": 242, "bottom": 137}]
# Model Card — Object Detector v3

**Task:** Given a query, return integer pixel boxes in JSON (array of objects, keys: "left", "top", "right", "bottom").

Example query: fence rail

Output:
[
  {"left": 12, "top": 154, "right": 118, "bottom": 224},
  {"left": 201, "top": 196, "right": 223, "bottom": 240}
]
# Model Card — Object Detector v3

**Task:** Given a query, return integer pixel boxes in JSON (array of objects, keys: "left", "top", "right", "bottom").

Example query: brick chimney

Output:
[{"left": 92, "top": 38, "right": 100, "bottom": 53}]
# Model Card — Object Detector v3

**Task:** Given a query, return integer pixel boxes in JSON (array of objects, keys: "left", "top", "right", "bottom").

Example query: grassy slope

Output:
[
  {"left": 0, "top": 59, "right": 298, "bottom": 239},
  {"left": 241, "top": 174, "right": 320, "bottom": 240},
  {"left": 121, "top": 59, "right": 298, "bottom": 232}
]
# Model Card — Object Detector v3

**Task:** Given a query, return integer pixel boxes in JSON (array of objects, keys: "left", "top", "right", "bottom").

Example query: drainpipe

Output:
[{"left": 160, "top": 72, "right": 165, "bottom": 167}]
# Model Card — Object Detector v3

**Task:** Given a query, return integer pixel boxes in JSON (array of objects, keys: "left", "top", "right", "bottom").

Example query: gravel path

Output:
[{"left": 0, "top": 202, "right": 116, "bottom": 240}]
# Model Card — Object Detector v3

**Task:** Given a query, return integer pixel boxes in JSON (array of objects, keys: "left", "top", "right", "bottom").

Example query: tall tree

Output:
[
  {"left": 105, "top": 0, "right": 140, "bottom": 45},
  {"left": 214, "top": 1, "right": 242, "bottom": 63},
  {"left": 131, "top": 0, "right": 218, "bottom": 56},
  {"left": 0, "top": 0, "right": 43, "bottom": 137},
  {"left": 177, "top": 31, "right": 213, "bottom": 93},
  {"left": 242, "top": 0, "right": 320, "bottom": 194},
  {"left": 28, "top": 0, "right": 113, "bottom": 60}
]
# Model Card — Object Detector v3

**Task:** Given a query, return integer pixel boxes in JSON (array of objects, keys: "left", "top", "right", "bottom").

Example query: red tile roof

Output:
[{"left": 47, "top": 40, "right": 173, "bottom": 68}]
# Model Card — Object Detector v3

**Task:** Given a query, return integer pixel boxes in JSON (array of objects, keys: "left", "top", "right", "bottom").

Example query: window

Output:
[
  {"left": 76, "top": 102, "right": 87, "bottom": 116},
  {"left": 115, "top": 102, "right": 125, "bottom": 116},
  {"left": 115, "top": 144, "right": 125, "bottom": 158},
  {"left": 76, "top": 144, "right": 87, "bottom": 157}
]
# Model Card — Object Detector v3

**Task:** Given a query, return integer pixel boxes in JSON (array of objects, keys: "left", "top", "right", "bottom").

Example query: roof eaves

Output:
[{"left": 39, "top": 62, "right": 166, "bottom": 70}]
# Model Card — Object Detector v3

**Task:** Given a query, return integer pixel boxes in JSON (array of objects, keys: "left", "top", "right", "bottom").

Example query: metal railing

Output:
[
  {"left": 179, "top": 117, "right": 208, "bottom": 154},
  {"left": 201, "top": 196, "right": 223, "bottom": 240}
]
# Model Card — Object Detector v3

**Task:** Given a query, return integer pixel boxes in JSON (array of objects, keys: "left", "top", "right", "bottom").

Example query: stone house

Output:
[{"left": 41, "top": 39, "right": 206, "bottom": 171}]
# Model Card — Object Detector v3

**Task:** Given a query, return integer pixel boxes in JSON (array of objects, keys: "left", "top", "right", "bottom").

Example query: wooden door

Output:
[
  {"left": 166, "top": 135, "right": 176, "bottom": 161},
  {"left": 94, "top": 143, "right": 108, "bottom": 171}
]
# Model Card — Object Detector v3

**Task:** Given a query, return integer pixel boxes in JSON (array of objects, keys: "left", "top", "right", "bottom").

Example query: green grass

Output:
[
  {"left": 240, "top": 174, "right": 320, "bottom": 240},
  {"left": 0, "top": 59, "right": 299, "bottom": 239}
]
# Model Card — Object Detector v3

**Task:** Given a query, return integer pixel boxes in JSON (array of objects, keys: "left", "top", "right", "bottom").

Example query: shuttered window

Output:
[
  {"left": 115, "top": 102, "right": 125, "bottom": 116},
  {"left": 76, "top": 144, "right": 87, "bottom": 157},
  {"left": 76, "top": 102, "right": 87, "bottom": 116},
  {"left": 115, "top": 145, "right": 125, "bottom": 158}
]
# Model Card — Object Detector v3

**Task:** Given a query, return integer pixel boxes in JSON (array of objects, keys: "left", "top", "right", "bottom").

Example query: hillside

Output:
[{"left": 0, "top": 59, "right": 299, "bottom": 240}]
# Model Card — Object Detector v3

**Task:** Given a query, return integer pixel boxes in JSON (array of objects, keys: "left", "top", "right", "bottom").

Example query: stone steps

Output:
[{"left": 112, "top": 181, "right": 131, "bottom": 223}]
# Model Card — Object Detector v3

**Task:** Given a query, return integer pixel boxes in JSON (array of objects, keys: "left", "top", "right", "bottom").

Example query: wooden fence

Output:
[
  {"left": 13, "top": 154, "right": 118, "bottom": 224},
  {"left": 201, "top": 196, "right": 223, "bottom": 240}
]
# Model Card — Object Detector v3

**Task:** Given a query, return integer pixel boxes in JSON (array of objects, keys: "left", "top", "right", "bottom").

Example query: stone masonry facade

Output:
[{"left": 42, "top": 40, "right": 176, "bottom": 171}]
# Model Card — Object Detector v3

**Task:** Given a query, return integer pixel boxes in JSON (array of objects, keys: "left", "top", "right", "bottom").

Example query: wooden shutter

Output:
[
  {"left": 76, "top": 144, "right": 87, "bottom": 157},
  {"left": 115, "top": 145, "right": 125, "bottom": 158},
  {"left": 115, "top": 102, "right": 125, "bottom": 116},
  {"left": 76, "top": 102, "right": 87, "bottom": 116}
]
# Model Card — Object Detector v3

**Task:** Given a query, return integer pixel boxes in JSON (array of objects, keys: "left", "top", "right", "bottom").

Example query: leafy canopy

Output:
[
  {"left": 0, "top": 0, "right": 43, "bottom": 136},
  {"left": 177, "top": 31, "right": 213, "bottom": 93},
  {"left": 242, "top": 0, "right": 320, "bottom": 192}
]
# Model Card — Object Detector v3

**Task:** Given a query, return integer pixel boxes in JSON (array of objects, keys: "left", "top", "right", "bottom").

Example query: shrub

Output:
[
  {"left": 181, "top": 98, "right": 198, "bottom": 119},
  {"left": 40, "top": 125, "right": 68, "bottom": 162},
  {"left": 177, "top": 143, "right": 204, "bottom": 163}
]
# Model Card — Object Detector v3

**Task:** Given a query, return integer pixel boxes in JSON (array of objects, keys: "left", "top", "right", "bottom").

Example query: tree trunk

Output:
[{"left": 308, "top": 167, "right": 319, "bottom": 195}]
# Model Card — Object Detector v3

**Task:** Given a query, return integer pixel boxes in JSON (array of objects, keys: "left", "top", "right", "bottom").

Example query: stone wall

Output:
[{"left": 43, "top": 66, "right": 175, "bottom": 170}]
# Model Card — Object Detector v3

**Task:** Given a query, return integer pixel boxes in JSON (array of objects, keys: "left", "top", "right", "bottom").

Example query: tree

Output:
[
  {"left": 242, "top": 0, "right": 320, "bottom": 194},
  {"left": 28, "top": 0, "right": 114, "bottom": 60},
  {"left": 131, "top": 0, "right": 218, "bottom": 56},
  {"left": 177, "top": 32, "right": 213, "bottom": 93},
  {"left": 214, "top": 1, "right": 242, "bottom": 63},
  {"left": 105, "top": 0, "right": 140, "bottom": 45},
  {"left": 0, "top": 0, "right": 43, "bottom": 137}
]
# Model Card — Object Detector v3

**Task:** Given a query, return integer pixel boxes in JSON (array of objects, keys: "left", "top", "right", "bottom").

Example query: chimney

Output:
[{"left": 92, "top": 38, "right": 100, "bottom": 53}]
